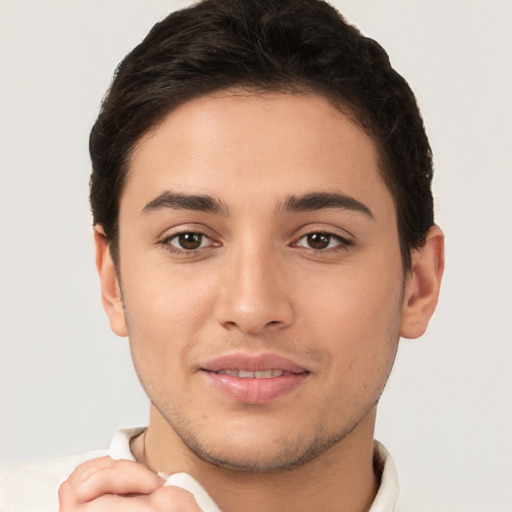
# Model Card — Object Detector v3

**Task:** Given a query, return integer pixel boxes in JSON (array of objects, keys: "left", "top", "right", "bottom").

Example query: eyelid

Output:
[
  {"left": 156, "top": 221, "right": 214, "bottom": 239},
  {"left": 291, "top": 223, "right": 355, "bottom": 242}
]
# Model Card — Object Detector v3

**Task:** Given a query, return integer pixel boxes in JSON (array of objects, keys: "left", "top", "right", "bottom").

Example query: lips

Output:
[
  {"left": 200, "top": 353, "right": 309, "bottom": 405},
  {"left": 201, "top": 352, "right": 308, "bottom": 374}
]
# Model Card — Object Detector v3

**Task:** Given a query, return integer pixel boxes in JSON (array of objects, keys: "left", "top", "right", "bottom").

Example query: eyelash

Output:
[{"left": 160, "top": 230, "right": 353, "bottom": 256}]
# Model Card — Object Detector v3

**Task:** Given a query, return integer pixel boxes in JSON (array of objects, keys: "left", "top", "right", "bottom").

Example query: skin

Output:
[
  {"left": 62, "top": 91, "right": 444, "bottom": 511},
  {"left": 58, "top": 457, "right": 202, "bottom": 511}
]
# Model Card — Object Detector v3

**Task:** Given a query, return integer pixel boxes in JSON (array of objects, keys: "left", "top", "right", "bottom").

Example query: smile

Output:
[{"left": 200, "top": 352, "right": 310, "bottom": 404}]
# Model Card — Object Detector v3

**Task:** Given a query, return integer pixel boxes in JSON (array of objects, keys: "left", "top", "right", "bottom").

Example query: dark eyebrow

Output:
[
  {"left": 276, "top": 192, "right": 374, "bottom": 218},
  {"left": 141, "top": 191, "right": 228, "bottom": 216}
]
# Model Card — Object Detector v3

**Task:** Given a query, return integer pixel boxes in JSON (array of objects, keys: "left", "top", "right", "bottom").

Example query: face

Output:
[{"left": 105, "top": 92, "right": 409, "bottom": 471}]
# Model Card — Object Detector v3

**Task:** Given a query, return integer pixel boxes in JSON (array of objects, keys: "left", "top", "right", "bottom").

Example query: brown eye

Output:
[
  {"left": 295, "top": 231, "right": 350, "bottom": 251},
  {"left": 168, "top": 232, "right": 209, "bottom": 251},
  {"left": 306, "top": 232, "right": 331, "bottom": 249}
]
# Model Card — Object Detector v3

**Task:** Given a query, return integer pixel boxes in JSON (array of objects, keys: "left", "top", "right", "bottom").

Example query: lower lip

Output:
[{"left": 202, "top": 371, "right": 308, "bottom": 405}]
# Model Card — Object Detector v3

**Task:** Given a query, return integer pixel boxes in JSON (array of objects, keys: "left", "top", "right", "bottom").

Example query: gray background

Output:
[{"left": 1, "top": 1, "right": 511, "bottom": 510}]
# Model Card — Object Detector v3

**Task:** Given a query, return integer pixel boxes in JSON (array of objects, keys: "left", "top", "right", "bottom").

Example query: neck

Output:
[{"left": 132, "top": 406, "right": 379, "bottom": 512}]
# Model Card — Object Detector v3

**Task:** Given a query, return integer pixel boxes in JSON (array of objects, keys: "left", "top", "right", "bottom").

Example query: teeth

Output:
[
  {"left": 216, "top": 369, "right": 284, "bottom": 378},
  {"left": 255, "top": 370, "right": 272, "bottom": 378}
]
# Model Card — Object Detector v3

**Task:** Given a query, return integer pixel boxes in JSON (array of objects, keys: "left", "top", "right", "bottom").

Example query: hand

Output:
[{"left": 59, "top": 456, "right": 203, "bottom": 511}]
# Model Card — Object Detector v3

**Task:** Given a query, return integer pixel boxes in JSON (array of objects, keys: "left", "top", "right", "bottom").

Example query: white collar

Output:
[{"left": 369, "top": 440, "right": 399, "bottom": 512}]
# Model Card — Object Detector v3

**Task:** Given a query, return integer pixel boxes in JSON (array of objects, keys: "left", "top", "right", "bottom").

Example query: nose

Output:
[{"left": 215, "top": 244, "right": 294, "bottom": 335}]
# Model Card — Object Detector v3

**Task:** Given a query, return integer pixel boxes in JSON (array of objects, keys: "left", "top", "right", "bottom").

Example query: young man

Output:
[{"left": 0, "top": 0, "right": 443, "bottom": 510}]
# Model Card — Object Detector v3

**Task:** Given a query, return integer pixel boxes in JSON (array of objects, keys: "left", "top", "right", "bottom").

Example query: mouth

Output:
[
  {"left": 212, "top": 369, "right": 297, "bottom": 378},
  {"left": 201, "top": 352, "right": 309, "bottom": 374},
  {"left": 200, "top": 353, "right": 310, "bottom": 405}
]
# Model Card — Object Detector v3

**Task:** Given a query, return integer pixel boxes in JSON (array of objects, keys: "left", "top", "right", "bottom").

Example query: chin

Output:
[{"left": 175, "top": 420, "right": 349, "bottom": 473}]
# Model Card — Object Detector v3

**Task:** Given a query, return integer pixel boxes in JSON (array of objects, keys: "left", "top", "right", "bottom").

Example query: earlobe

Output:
[
  {"left": 94, "top": 226, "right": 128, "bottom": 337},
  {"left": 400, "top": 225, "right": 445, "bottom": 339}
]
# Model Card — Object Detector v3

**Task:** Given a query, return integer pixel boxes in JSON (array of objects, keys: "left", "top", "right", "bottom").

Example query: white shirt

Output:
[{"left": 0, "top": 428, "right": 399, "bottom": 511}]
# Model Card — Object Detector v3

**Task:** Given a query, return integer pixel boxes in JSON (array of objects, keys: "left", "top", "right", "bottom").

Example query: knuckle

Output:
[{"left": 69, "top": 456, "right": 113, "bottom": 482}]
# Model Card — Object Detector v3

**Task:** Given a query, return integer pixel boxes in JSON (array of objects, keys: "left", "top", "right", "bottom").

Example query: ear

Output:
[
  {"left": 400, "top": 225, "right": 445, "bottom": 339},
  {"left": 94, "top": 226, "right": 128, "bottom": 337}
]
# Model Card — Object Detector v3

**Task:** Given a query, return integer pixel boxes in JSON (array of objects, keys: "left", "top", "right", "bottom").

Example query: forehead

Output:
[{"left": 123, "top": 91, "right": 393, "bottom": 218}]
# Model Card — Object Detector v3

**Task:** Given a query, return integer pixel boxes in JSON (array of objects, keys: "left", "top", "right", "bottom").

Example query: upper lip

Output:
[{"left": 200, "top": 352, "right": 309, "bottom": 374}]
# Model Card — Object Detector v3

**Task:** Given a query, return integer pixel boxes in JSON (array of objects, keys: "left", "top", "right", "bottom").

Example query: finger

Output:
[
  {"left": 61, "top": 492, "right": 155, "bottom": 512},
  {"left": 62, "top": 458, "right": 164, "bottom": 503},
  {"left": 68, "top": 456, "right": 118, "bottom": 482},
  {"left": 60, "top": 486, "right": 203, "bottom": 512}
]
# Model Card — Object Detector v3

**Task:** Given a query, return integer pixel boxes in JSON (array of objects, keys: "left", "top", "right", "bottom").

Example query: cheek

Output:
[
  {"left": 299, "top": 259, "right": 403, "bottom": 367},
  {"left": 119, "top": 263, "right": 217, "bottom": 385},
  {"left": 122, "top": 251, "right": 215, "bottom": 328},
  {"left": 123, "top": 282, "right": 205, "bottom": 410}
]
